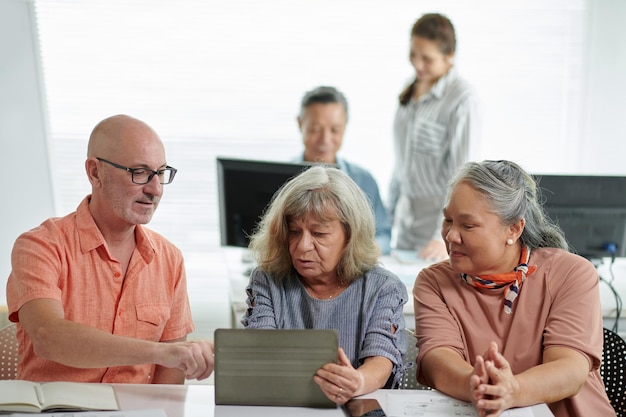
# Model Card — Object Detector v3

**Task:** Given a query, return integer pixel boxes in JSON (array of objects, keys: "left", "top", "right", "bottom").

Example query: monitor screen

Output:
[
  {"left": 534, "top": 174, "right": 626, "bottom": 259},
  {"left": 216, "top": 157, "right": 315, "bottom": 247}
]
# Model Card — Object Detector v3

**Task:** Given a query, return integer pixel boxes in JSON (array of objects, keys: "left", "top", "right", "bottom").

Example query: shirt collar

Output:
[
  {"left": 76, "top": 196, "right": 106, "bottom": 254},
  {"left": 76, "top": 195, "right": 155, "bottom": 263},
  {"left": 422, "top": 66, "right": 457, "bottom": 100}
]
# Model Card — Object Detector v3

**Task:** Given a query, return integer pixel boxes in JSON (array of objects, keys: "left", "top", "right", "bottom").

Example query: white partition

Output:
[{"left": 0, "top": 0, "right": 55, "bottom": 306}]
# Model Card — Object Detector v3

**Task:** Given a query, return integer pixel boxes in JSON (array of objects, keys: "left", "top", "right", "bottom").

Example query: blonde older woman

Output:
[{"left": 242, "top": 166, "right": 407, "bottom": 405}]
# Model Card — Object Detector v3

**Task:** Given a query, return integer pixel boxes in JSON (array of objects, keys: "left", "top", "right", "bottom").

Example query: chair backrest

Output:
[
  {"left": 601, "top": 327, "right": 626, "bottom": 417},
  {"left": 0, "top": 323, "right": 18, "bottom": 380},
  {"left": 399, "top": 328, "right": 431, "bottom": 390}
]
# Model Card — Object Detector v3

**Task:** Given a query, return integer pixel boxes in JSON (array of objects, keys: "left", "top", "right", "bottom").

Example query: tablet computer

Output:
[{"left": 214, "top": 328, "right": 338, "bottom": 408}]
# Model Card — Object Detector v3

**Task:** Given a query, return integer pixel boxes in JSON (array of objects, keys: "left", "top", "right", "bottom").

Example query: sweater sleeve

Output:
[
  {"left": 360, "top": 272, "right": 408, "bottom": 387},
  {"left": 240, "top": 268, "right": 278, "bottom": 329}
]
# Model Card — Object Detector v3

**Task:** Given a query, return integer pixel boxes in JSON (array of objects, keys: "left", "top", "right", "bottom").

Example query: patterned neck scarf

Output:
[{"left": 460, "top": 245, "right": 536, "bottom": 314}]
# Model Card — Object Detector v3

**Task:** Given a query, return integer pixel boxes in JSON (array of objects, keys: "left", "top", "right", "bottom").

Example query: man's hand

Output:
[{"left": 159, "top": 339, "right": 214, "bottom": 380}]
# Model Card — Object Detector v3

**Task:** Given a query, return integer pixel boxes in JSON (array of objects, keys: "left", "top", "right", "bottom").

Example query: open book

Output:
[{"left": 0, "top": 381, "right": 119, "bottom": 413}]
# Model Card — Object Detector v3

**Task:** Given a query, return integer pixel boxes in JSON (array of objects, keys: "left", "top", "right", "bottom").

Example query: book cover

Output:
[{"left": 0, "top": 381, "right": 119, "bottom": 413}]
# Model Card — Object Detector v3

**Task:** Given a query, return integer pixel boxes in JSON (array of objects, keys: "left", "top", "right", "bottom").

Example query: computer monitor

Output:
[
  {"left": 216, "top": 157, "right": 314, "bottom": 248},
  {"left": 534, "top": 174, "right": 626, "bottom": 259}
]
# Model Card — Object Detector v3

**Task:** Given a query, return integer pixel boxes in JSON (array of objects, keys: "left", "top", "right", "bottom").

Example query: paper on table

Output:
[
  {"left": 385, "top": 391, "right": 534, "bottom": 417},
  {"left": 7, "top": 409, "right": 167, "bottom": 417}
]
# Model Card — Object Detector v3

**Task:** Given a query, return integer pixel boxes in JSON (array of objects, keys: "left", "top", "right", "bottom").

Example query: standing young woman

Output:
[{"left": 389, "top": 13, "right": 482, "bottom": 261}]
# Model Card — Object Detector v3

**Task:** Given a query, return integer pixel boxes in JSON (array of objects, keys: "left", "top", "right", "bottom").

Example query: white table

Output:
[{"left": 113, "top": 384, "right": 554, "bottom": 417}]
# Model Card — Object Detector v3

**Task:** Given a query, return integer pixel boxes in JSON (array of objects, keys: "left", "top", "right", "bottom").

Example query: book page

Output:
[
  {"left": 7, "top": 409, "right": 167, "bottom": 417},
  {"left": 0, "top": 380, "right": 41, "bottom": 412},
  {"left": 385, "top": 391, "right": 534, "bottom": 417},
  {"left": 41, "top": 382, "right": 119, "bottom": 411}
]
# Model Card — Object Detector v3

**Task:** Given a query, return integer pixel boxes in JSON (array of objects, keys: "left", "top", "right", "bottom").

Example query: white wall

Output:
[
  {"left": 0, "top": 0, "right": 55, "bottom": 306},
  {"left": 2, "top": 0, "right": 626, "bottom": 318},
  {"left": 581, "top": 0, "right": 626, "bottom": 173}
]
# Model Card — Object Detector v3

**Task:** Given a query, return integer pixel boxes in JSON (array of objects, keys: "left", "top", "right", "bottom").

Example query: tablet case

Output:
[{"left": 214, "top": 328, "right": 339, "bottom": 408}]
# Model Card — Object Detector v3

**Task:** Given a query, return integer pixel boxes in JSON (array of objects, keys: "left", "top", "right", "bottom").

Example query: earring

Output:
[{"left": 506, "top": 239, "right": 514, "bottom": 245}]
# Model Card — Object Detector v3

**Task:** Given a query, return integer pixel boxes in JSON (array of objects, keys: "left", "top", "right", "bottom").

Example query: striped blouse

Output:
[
  {"left": 241, "top": 265, "right": 408, "bottom": 387},
  {"left": 388, "top": 67, "right": 482, "bottom": 212}
]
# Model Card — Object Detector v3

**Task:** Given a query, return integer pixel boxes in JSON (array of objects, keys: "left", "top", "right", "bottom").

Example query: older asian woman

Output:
[
  {"left": 414, "top": 160, "right": 615, "bottom": 417},
  {"left": 242, "top": 165, "right": 408, "bottom": 405}
]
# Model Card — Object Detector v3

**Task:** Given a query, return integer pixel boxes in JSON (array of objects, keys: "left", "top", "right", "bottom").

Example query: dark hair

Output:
[
  {"left": 399, "top": 13, "right": 457, "bottom": 105},
  {"left": 412, "top": 13, "right": 456, "bottom": 55},
  {"left": 446, "top": 160, "right": 569, "bottom": 250},
  {"left": 299, "top": 86, "right": 349, "bottom": 120}
]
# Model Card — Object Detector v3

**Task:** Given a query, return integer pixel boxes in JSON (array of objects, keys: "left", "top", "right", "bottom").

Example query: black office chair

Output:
[
  {"left": 399, "top": 329, "right": 431, "bottom": 390},
  {"left": 601, "top": 327, "right": 626, "bottom": 417}
]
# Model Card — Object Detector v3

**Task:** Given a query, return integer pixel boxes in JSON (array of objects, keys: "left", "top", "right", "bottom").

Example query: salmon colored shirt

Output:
[
  {"left": 414, "top": 247, "right": 615, "bottom": 417},
  {"left": 6, "top": 196, "right": 194, "bottom": 383}
]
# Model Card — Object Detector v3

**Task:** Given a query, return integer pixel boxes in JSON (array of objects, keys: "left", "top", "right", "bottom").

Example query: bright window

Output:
[{"left": 34, "top": 0, "right": 587, "bottom": 335}]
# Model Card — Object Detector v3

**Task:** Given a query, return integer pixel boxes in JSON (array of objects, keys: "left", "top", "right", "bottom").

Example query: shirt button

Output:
[{"left": 114, "top": 271, "right": 122, "bottom": 278}]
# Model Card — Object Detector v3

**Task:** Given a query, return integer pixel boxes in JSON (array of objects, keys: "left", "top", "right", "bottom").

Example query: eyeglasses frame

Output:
[{"left": 96, "top": 157, "right": 178, "bottom": 185}]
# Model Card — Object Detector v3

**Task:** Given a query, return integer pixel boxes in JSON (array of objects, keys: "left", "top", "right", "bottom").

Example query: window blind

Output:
[{"left": 33, "top": 0, "right": 587, "bottom": 336}]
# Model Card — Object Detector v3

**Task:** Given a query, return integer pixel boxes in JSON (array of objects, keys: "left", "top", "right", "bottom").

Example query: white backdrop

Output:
[{"left": 2, "top": 0, "right": 626, "bottom": 335}]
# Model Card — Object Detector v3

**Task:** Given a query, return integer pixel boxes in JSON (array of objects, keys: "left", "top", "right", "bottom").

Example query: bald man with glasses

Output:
[{"left": 6, "top": 114, "right": 214, "bottom": 384}]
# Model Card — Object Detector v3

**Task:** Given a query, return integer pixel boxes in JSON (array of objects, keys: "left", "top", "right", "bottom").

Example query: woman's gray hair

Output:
[
  {"left": 249, "top": 165, "right": 379, "bottom": 281},
  {"left": 446, "top": 160, "right": 568, "bottom": 250}
]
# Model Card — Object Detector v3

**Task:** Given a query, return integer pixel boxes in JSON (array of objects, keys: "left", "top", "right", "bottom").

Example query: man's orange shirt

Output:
[{"left": 7, "top": 196, "right": 194, "bottom": 383}]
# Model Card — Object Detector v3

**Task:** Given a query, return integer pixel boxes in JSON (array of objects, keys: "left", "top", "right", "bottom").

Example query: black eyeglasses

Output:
[{"left": 96, "top": 157, "right": 177, "bottom": 185}]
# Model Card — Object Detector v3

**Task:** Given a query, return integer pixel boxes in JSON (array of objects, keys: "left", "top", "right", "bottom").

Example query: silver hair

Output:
[{"left": 446, "top": 160, "right": 568, "bottom": 250}]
